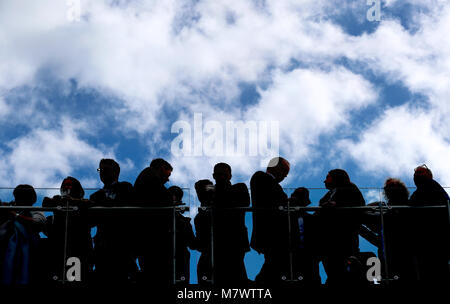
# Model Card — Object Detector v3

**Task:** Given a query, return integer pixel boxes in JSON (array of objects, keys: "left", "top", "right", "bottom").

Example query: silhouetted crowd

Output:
[{"left": 0, "top": 157, "right": 448, "bottom": 286}]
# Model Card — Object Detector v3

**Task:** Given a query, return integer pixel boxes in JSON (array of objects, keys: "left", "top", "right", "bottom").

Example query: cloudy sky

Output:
[{"left": 1, "top": 0, "right": 449, "bottom": 282}]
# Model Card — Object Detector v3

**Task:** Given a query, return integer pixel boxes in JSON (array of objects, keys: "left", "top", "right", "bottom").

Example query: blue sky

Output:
[{"left": 1, "top": 0, "right": 449, "bottom": 283}]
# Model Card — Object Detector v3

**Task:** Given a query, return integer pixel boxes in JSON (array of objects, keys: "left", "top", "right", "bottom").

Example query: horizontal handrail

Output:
[
  {"left": 0, "top": 204, "right": 447, "bottom": 212},
  {"left": 0, "top": 205, "right": 190, "bottom": 211},
  {"left": 0, "top": 186, "right": 448, "bottom": 190}
]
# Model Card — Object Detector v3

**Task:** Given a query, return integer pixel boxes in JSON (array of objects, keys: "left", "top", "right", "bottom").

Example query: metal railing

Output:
[{"left": 0, "top": 187, "right": 449, "bottom": 286}]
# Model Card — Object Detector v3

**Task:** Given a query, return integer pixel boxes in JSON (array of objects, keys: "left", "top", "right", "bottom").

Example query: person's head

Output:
[
  {"left": 168, "top": 186, "right": 184, "bottom": 205},
  {"left": 13, "top": 184, "right": 37, "bottom": 206},
  {"left": 413, "top": 164, "right": 433, "bottom": 187},
  {"left": 266, "top": 157, "right": 290, "bottom": 183},
  {"left": 384, "top": 178, "right": 409, "bottom": 205},
  {"left": 195, "top": 179, "right": 214, "bottom": 206},
  {"left": 213, "top": 162, "right": 232, "bottom": 184},
  {"left": 149, "top": 158, "right": 173, "bottom": 184},
  {"left": 60, "top": 176, "right": 84, "bottom": 199},
  {"left": 290, "top": 187, "right": 311, "bottom": 207},
  {"left": 98, "top": 158, "right": 120, "bottom": 186},
  {"left": 324, "top": 169, "right": 351, "bottom": 189}
]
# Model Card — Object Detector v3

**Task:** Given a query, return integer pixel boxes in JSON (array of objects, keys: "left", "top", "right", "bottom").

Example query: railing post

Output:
[
  {"left": 377, "top": 198, "right": 389, "bottom": 285},
  {"left": 210, "top": 206, "right": 215, "bottom": 285},
  {"left": 62, "top": 198, "right": 69, "bottom": 285},
  {"left": 286, "top": 200, "right": 294, "bottom": 282},
  {"left": 172, "top": 204, "right": 177, "bottom": 285},
  {"left": 447, "top": 199, "right": 450, "bottom": 227}
]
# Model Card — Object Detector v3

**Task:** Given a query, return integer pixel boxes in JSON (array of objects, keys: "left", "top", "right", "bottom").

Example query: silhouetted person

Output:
[
  {"left": 168, "top": 186, "right": 196, "bottom": 284},
  {"left": 408, "top": 165, "right": 449, "bottom": 283},
  {"left": 250, "top": 157, "right": 291, "bottom": 283},
  {"left": 133, "top": 158, "right": 174, "bottom": 284},
  {"left": 194, "top": 179, "right": 215, "bottom": 284},
  {"left": 89, "top": 159, "right": 137, "bottom": 284},
  {"left": 314, "top": 169, "right": 365, "bottom": 285},
  {"left": 0, "top": 185, "right": 45, "bottom": 285},
  {"left": 360, "top": 178, "right": 417, "bottom": 283},
  {"left": 194, "top": 163, "right": 250, "bottom": 285},
  {"left": 43, "top": 177, "right": 93, "bottom": 284},
  {"left": 289, "top": 187, "right": 320, "bottom": 284}
]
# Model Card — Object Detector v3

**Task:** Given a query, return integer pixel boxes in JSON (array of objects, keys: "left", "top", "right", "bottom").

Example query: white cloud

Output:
[
  {"left": 0, "top": 0, "right": 366, "bottom": 134},
  {"left": 165, "top": 66, "right": 377, "bottom": 190},
  {"left": 0, "top": 117, "right": 113, "bottom": 188},
  {"left": 364, "top": 189, "right": 384, "bottom": 203},
  {"left": 246, "top": 67, "right": 377, "bottom": 163},
  {"left": 331, "top": 2, "right": 450, "bottom": 190},
  {"left": 0, "top": 0, "right": 449, "bottom": 191},
  {"left": 339, "top": 105, "right": 450, "bottom": 188},
  {"left": 343, "top": 2, "right": 450, "bottom": 113}
]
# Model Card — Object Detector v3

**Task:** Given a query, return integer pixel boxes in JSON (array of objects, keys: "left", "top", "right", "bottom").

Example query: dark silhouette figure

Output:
[
  {"left": 360, "top": 178, "right": 417, "bottom": 283},
  {"left": 408, "top": 165, "right": 449, "bottom": 283},
  {"left": 168, "top": 186, "right": 196, "bottom": 284},
  {"left": 43, "top": 177, "right": 93, "bottom": 283},
  {"left": 0, "top": 185, "right": 45, "bottom": 285},
  {"left": 89, "top": 159, "right": 137, "bottom": 284},
  {"left": 194, "top": 163, "right": 250, "bottom": 285},
  {"left": 133, "top": 158, "right": 174, "bottom": 284},
  {"left": 194, "top": 179, "right": 215, "bottom": 284},
  {"left": 314, "top": 169, "right": 365, "bottom": 284},
  {"left": 289, "top": 187, "right": 320, "bottom": 284},
  {"left": 250, "top": 157, "right": 291, "bottom": 283}
]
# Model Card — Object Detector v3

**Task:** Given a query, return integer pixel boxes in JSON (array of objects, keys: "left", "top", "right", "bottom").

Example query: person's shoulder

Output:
[
  {"left": 232, "top": 182, "right": 249, "bottom": 191},
  {"left": 431, "top": 179, "right": 448, "bottom": 192},
  {"left": 250, "top": 171, "right": 268, "bottom": 182},
  {"left": 350, "top": 182, "right": 366, "bottom": 205},
  {"left": 348, "top": 182, "right": 365, "bottom": 196},
  {"left": 349, "top": 182, "right": 362, "bottom": 191},
  {"left": 253, "top": 170, "right": 266, "bottom": 176},
  {"left": 431, "top": 179, "right": 449, "bottom": 202},
  {"left": 89, "top": 189, "right": 105, "bottom": 201},
  {"left": 134, "top": 167, "right": 151, "bottom": 182}
]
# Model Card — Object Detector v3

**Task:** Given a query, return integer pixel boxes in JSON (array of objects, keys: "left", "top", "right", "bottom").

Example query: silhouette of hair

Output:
[
  {"left": 328, "top": 169, "right": 351, "bottom": 187},
  {"left": 13, "top": 184, "right": 37, "bottom": 206},
  {"left": 413, "top": 164, "right": 433, "bottom": 187},
  {"left": 150, "top": 158, "right": 173, "bottom": 171},
  {"left": 61, "top": 176, "right": 85, "bottom": 199},
  {"left": 195, "top": 179, "right": 213, "bottom": 193},
  {"left": 291, "top": 187, "right": 311, "bottom": 206},
  {"left": 414, "top": 164, "right": 433, "bottom": 179},
  {"left": 213, "top": 162, "right": 232, "bottom": 174},
  {"left": 100, "top": 158, "right": 120, "bottom": 177},
  {"left": 383, "top": 178, "right": 409, "bottom": 205},
  {"left": 168, "top": 185, "right": 184, "bottom": 204},
  {"left": 195, "top": 179, "right": 214, "bottom": 206}
]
